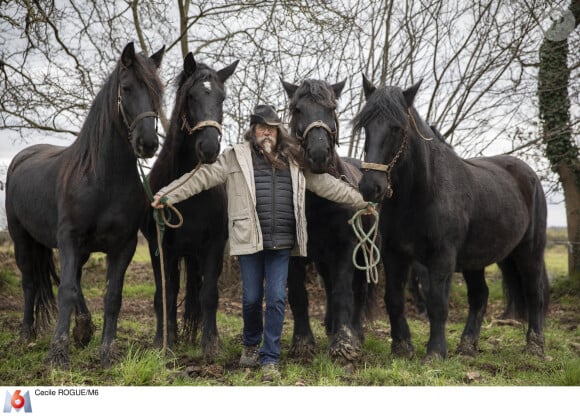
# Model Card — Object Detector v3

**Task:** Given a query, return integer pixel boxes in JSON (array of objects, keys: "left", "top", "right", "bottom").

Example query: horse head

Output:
[
  {"left": 355, "top": 75, "right": 424, "bottom": 202},
  {"left": 117, "top": 42, "right": 165, "bottom": 159},
  {"left": 282, "top": 78, "right": 345, "bottom": 173},
  {"left": 176, "top": 53, "right": 238, "bottom": 164}
]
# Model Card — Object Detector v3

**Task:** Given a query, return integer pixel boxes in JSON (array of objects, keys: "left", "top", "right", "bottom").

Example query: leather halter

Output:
[
  {"left": 117, "top": 85, "right": 158, "bottom": 143},
  {"left": 296, "top": 110, "right": 340, "bottom": 147},
  {"left": 181, "top": 115, "right": 223, "bottom": 141},
  {"left": 360, "top": 109, "right": 430, "bottom": 199}
]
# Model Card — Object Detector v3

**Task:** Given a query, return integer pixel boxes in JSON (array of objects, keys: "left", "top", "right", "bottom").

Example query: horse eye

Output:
[{"left": 122, "top": 85, "right": 131, "bottom": 93}]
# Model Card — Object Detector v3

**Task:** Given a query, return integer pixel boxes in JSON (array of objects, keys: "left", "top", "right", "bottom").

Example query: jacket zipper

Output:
[{"left": 271, "top": 166, "right": 277, "bottom": 249}]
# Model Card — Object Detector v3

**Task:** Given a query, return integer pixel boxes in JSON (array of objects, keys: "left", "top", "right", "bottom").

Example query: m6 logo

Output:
[{"left": 3, "top": 391, "right": 32, "bottom": 413}]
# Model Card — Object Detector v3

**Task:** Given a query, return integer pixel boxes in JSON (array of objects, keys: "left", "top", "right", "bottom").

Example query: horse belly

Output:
[
  {"left": 457, "top": 215, "right": 529, "bottom": 270},
  {"left": 7, "top": 148, "right": 61, "bottom": 248}
]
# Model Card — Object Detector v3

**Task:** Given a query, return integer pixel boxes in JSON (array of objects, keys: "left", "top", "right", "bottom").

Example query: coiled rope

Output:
[{"left": 348, "top": 203, "right": 381, "bottom": 284}]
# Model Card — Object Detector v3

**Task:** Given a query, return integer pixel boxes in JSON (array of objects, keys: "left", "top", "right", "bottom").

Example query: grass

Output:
[{"left": 0, "top": 230, "right": 578, "bottom": 387}]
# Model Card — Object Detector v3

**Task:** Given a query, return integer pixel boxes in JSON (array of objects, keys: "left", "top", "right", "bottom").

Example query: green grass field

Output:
[{"left": 0, "top": 229, "right": 578, "bottom": 387}]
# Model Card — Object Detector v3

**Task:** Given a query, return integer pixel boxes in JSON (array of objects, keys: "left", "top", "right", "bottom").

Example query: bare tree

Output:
[{"left": 1, "top": 0, "right": 578, "bottom": 277}]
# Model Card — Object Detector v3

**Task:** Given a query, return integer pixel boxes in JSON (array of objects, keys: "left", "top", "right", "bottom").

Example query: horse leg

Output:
[
  {"left": 152, "top": 252, "right": 180, "bottom": 348},
  {"left": 383, "top": 251, "right": 414, "bottom": 358},
  {"left": 327, "top": 258, "right": 360, "bottom": 363},
  {"left": 511, "top": 249, "right": 548, "bottom": 357},
  {"left": 351, "top": 267, "right": 369, "bottom": 343},
  {"left": 183, "top": 256, "right": 201, "bottom": 345},
  {"left": 198, "top": 241, "right": 225, "bottom": 361},
  {"left": 48, "top": 241, "right": 85, "bottom": 369},
  {"left": 424, "top": 252, "right": 456, "bottom": 360},
  {"left": 287, "top": 257, "right": 316, "bottom": 359},
  {"left": 409, "top": 262, "right": 428, "bottom": 315},
  {"left": 10, "top": 224, "right": 51, "bottom": 341},
  {"left": 456, "top": 269, "right": 488, "bottom": 357},
  {"left": 317, "top": 261, "right": 334, "bottom": 336},
  {"left": 99, "top": 237, "right": 137, "bottom": 367},
  {"left": 72, "top": 253, "right": 95, "bottom": 348}
]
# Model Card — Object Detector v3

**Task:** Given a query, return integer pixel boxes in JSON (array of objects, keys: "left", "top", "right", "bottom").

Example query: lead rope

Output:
[
  {"left": 348, "top": 203, "right": 381, "bottom": 284},
  {"left": 137, "top": 160, "right": 201, "bottom": 354}
]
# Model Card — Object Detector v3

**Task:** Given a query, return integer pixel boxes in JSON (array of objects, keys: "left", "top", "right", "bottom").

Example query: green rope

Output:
[
  {"left": 137, "top": 160, "right": 179, "bottom": 255},
  {"left": 348, "top": 203, "right": 381, "bottom": 284}
]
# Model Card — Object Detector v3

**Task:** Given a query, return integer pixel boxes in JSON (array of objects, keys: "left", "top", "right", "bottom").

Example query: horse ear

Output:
[
  {"left": 403, "top": 79, "right": 423, "bottom": 108},
  {"left": 184, "top": 52, "right": 196, "bottom": 76},
  {"left": 121, "top": 42, "right": 136, "bottom": 68},
  {"left": 150, "top": 45, "right": 165, "bottom": 69},
  {"left": 281, "top": 79, "right": 299, "bottom": 98},
  {"left": 362, "top": 74, "right": 376, "bottom": 99},
  {"left": 332, "top": 79, "right": 347, "bottom": 99},
  {"left": 217, "top": 60, "right": 239, "bottom": 83}
]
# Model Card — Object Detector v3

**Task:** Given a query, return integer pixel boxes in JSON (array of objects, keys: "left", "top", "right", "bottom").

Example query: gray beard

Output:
[{"left": 259, "top": 138, "right": 275, "bottom": 153}]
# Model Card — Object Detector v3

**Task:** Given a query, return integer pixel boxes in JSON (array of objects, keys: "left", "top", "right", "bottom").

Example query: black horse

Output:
[
  {"left": 141, "top": 53, "right": 238, "bottom": 358},
  {"left": 354, "top": 76, "right": 549, "bottom": 359},
  {"left": 282, "top": 78, "right": 372, "bottom": 362},
  {"left": 6, "top": 42, "right": 165, "bottom": 368}
]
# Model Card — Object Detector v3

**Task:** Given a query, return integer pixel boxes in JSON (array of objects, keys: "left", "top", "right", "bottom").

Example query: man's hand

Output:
[{"left": 151, "top": 194, "right": 166, "bottom": 209}]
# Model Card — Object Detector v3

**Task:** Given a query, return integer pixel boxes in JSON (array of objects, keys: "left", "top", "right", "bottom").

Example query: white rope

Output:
[{"left": 348, "top": 204, "right": 381, "bottom": 284}]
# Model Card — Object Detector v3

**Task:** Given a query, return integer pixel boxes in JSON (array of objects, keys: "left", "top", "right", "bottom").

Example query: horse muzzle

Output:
[{"left": 359, "top": 171, "right": 388, "bottom": 203}]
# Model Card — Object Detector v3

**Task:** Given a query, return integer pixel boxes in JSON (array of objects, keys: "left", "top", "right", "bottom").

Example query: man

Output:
[{"left": 152, "top": 104, "right": 372, "bottom": 382}]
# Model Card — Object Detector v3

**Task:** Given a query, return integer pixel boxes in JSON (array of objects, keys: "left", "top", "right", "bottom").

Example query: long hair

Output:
[{"left": 244, "top": 124, "right": 304, "bottom": 169}]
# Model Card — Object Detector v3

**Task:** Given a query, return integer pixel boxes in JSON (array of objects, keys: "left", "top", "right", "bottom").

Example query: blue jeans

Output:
[{"left": 237, "top": 249, "right": 291, "bottom": 366}]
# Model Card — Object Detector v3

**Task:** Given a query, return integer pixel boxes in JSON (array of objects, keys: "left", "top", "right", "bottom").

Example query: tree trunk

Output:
[{"left": 538, "top": 0, "right": 580, "bottom": 280}]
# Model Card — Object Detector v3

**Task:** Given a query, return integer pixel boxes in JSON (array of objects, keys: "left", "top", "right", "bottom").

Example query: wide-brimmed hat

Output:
[{"left": 250, "top": 104, "right": 282, "bottom": 126}]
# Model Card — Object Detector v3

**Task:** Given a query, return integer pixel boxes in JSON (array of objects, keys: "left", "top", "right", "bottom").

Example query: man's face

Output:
[{"left": 255, "top": 123, "right": 278, "bottom": 153}]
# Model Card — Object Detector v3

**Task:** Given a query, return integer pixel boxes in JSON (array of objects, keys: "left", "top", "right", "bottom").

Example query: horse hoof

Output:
[
  {"left": 330, "top": 326, "right": 361, "bottom": 363},
  {"left": 19, "top": 326, "right": 36, "bottom": 343},
  {"left": 48, "top": 336, "right": 71, "bottom": 369},
  {"left": 153, "top": 332, "right": 177, "bottom": 349},
  {"left": 73, "top": 314, "right": 95, "bottom": 348},
  {"left": 422, "top": 351, "right": 446, "bottom": 363},
  {"left": 202, "top": 336, "right": 221, "bottom": 361},
  {"left": 391, "top": 340, "right": 414, "bottom": 359},
  {"left": 100, "top": 341, "right": 120, "bottom": 368},
  {"left": 456, "top": 338, "right": 478, "bottom": 357},
  {"left": 289, "top": 336, "right": 316, "bottom": 360},
  {"left": 525, "top": 331, "right": 544, "bottom": 357}
]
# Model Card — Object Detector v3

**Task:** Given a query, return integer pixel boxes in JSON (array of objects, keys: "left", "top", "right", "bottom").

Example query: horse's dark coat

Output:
[
  {"left": 141, "top": 53, "right": 238, "bottom": 357},
  {"left": 354, "top": 76, "right": 549, "bottom": 359},
  {"left": 5, "top": 43, "right": 165, "bottom": 368},
  {"left": 282, "top": 78, "right": 373, "bottom": 361}
]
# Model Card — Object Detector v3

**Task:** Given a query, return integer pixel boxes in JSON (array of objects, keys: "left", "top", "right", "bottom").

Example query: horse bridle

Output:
[
  {"left": 181, "top": 115, "right": 223, "bottom": 141},
  {"left": 360, "top": 109, "right": 431, "bottom": 199},
  {"left": 117, "top": 85, "right": 159, "bottom": 143},
  {"left": 295, "top": 110, "right": 340, "bottom": 147}
]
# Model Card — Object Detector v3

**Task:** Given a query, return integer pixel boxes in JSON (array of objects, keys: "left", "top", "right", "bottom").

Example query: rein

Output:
[
  {"left": 360, "top": 109, "right": 430, "bottom": 199},
  {"left": 181, "top": 115, "right": 223, "bottom": 140},
  {"left": 117, "top": 85, "right": 159, "bottom": 143}
]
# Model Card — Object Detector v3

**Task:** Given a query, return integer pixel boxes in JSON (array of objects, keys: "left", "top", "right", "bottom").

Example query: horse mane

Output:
[
  {"left": 62, "top": 51, "right": 164, "bottom": 182},
  {"left": 150, "top": 62, "right": 222, "bottom": 185},
  {"left": 352, "top": 86, "right": 407, "bottom": 136},
  {"left": 288, "top": 79, "right": 338, "bottom": 134}
]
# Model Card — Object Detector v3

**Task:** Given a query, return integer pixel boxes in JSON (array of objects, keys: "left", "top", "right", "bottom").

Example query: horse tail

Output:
[
  {"left": 32, "top": 244, "right": 59, "bottom": 331},
  {"left": 499, "top": 259, "right": 527, "bottom": 320},
  {"left": 501, "top": 174, "right": 550, "bottom": 320}
]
